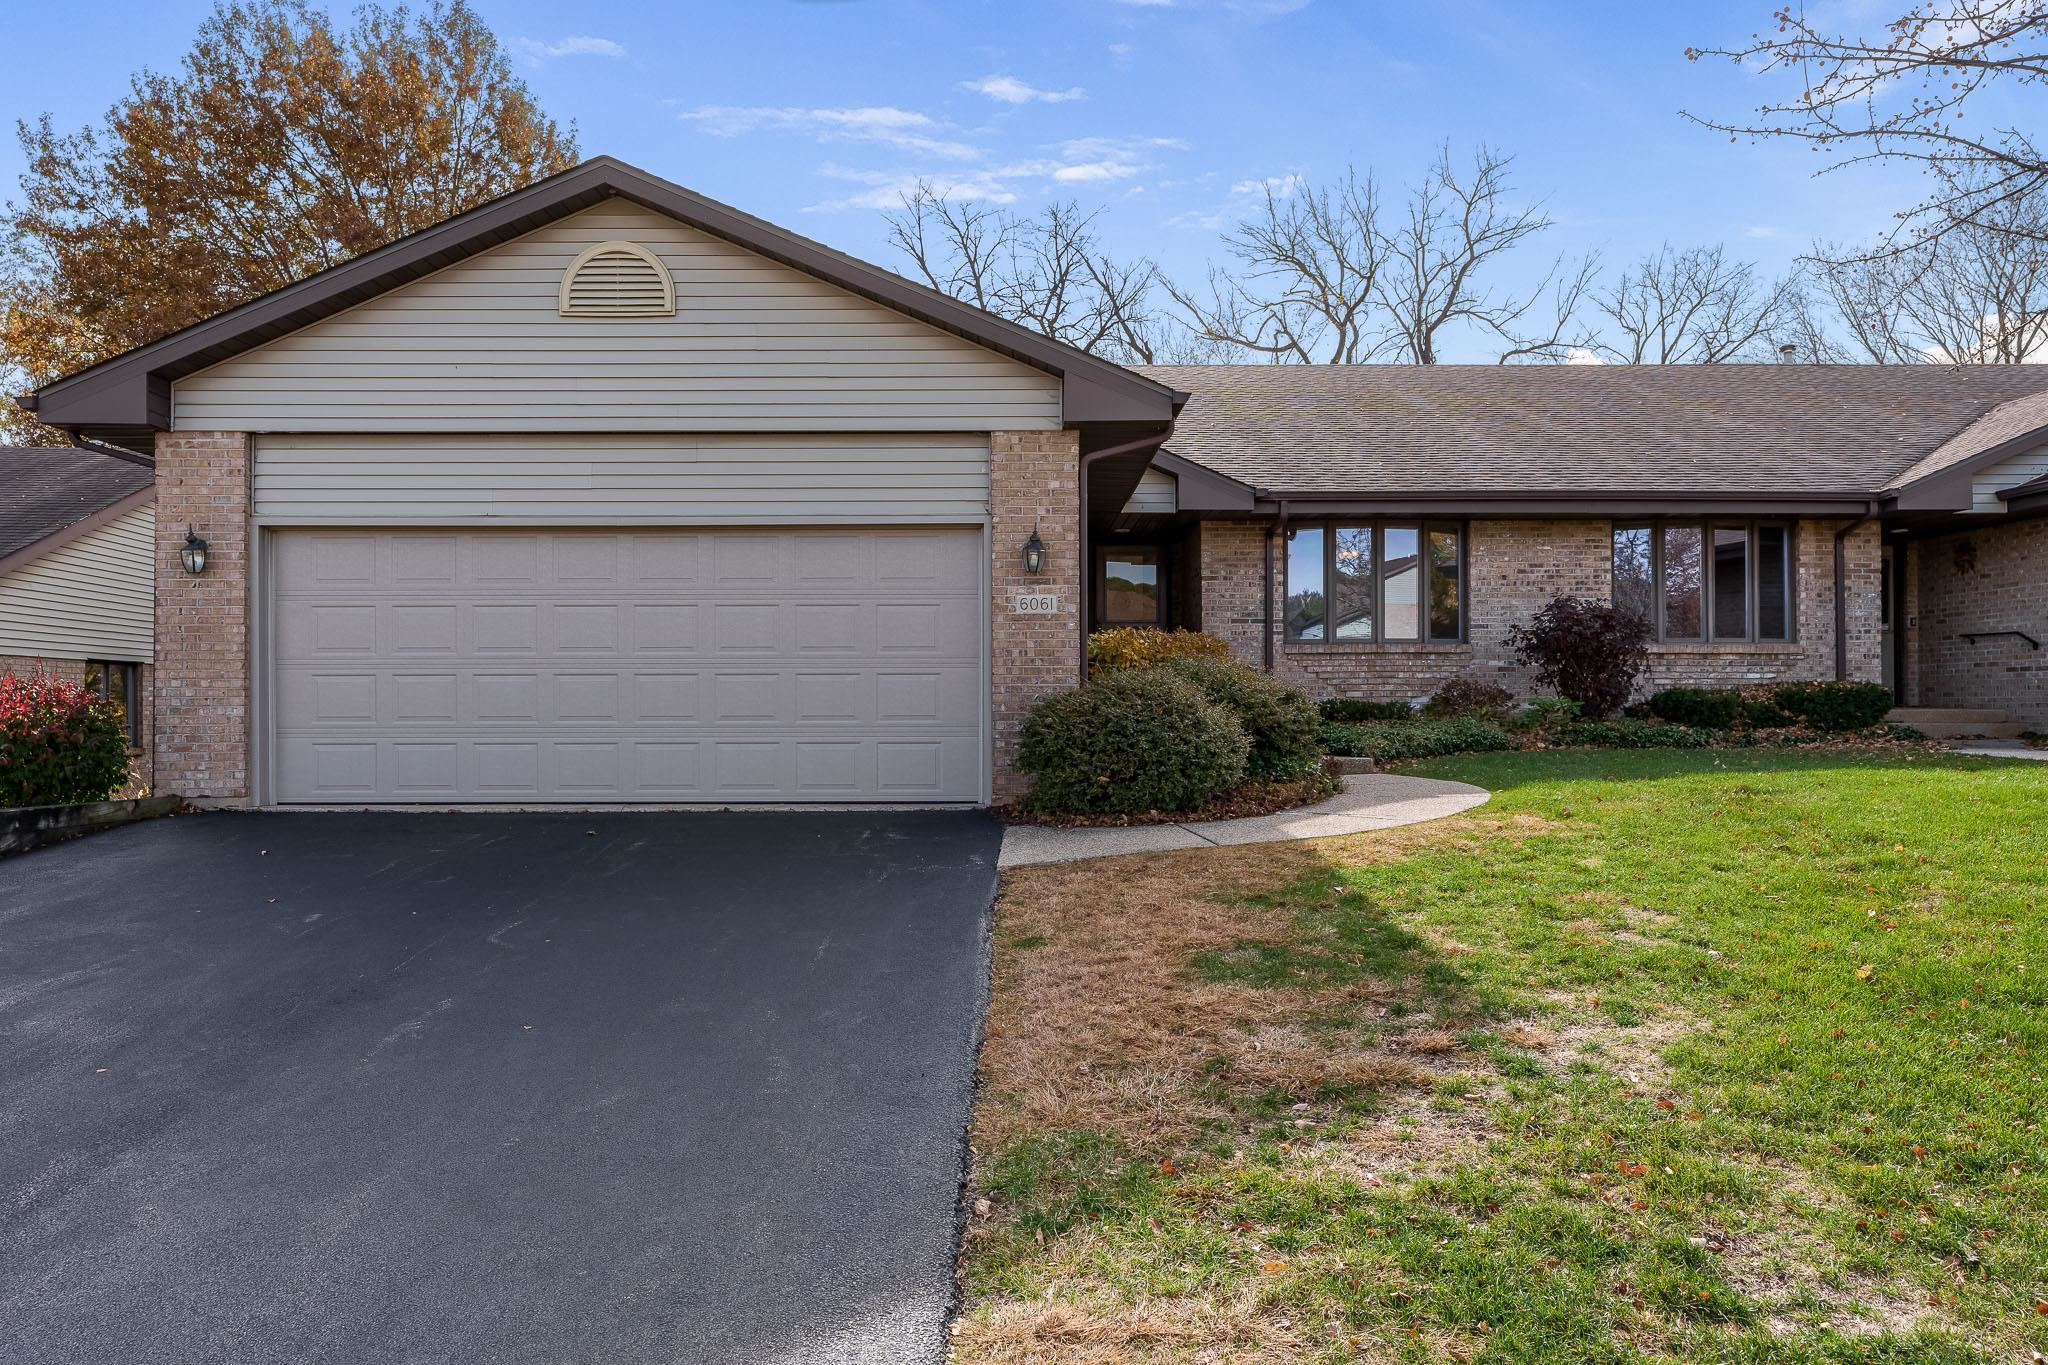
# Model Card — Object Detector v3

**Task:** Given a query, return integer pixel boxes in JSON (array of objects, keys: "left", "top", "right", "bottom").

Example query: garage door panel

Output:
[{"left": 272, "top": 528, "right": 983, "bottom": 803}]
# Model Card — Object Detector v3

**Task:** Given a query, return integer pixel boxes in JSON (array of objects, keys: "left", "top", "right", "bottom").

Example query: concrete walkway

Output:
[
  {"left": 1950, "top": 741, "right": 2048, "bottom": 761},
  {"left": 998, "top": 773, "right": 1491, "bottom": 867}
]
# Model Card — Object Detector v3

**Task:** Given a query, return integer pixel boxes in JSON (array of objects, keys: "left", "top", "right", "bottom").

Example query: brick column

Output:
[
  {"left": 153, "top": 431, "right": 252, "bottom": 803},
  {"left": 989, "top": 429, "right": 1081, "bottom": 801}
]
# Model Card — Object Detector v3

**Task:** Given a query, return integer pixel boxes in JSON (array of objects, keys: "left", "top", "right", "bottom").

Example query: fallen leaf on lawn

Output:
[{"left": 1857, "top": 964, "right": 1874, "bottom": 980}]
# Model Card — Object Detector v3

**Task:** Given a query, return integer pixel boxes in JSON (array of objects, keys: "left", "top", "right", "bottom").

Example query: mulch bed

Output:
[{"left": 994, "top": 773, "right": 1340, "bottom": 828}]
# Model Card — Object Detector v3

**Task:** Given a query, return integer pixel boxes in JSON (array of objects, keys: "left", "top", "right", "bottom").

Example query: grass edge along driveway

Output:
[{"left": 953, "top": 750, "right": 2047, "bottom": 1365}]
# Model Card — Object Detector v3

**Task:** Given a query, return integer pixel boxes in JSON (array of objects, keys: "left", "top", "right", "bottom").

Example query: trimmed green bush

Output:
[
  {"left": 1771, "top": 681, "right": 1895, "bottom": 732},
  {"left": 1163, "top": 657, "right": 1322, "bottom": 780},
  {"left": 1017, "top": 670, "right": 1249, "bottom": 814},
  {"left": 0, "top": 671, "right": 131, "bottom": 808},
  {"left": 1424, "top": 675, "right": 1515, "bottom": 719},
  {"left": 1087, "top": 627, "right": 1232, "bottom": 675},
  {"left": 1645, "top": 687, "right": 1741, "bottom": 729},
  {"left": 1739, "top": 696, "right": 1797, "bottom": 729},
  {"left": 1319, "top": 698, "right": 1415, "bottom": 723},
  {"left": 1559, "top": 718, "right": 1720, "bottom": 749},
  {"left": 1319, "top": 717, "right": 1514, "bottom": 762}
]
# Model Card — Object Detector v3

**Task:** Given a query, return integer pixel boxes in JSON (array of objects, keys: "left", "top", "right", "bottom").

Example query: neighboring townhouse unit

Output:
[
  {"left": 16, "top": 157, "right": 2047, "bottom": 807},
  {"left": 0, "top": 445, "right": 157, "bottom": 784}
]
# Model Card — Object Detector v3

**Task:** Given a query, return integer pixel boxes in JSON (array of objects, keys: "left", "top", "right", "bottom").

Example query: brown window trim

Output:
[
  {"left": 1612, "top": 518, "right": 1797, "bottom": 645},
  {"left": 1283, "top": 519, "right": 1467, "bottom": 647}
]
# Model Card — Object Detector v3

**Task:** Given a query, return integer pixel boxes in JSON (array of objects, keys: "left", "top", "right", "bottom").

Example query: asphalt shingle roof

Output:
[
  {"left": 0, "top": 445, "right": 153, "bottom": 561},
  {"left": 1136, "top": 364, "right": 2048, "bottom": 497}
]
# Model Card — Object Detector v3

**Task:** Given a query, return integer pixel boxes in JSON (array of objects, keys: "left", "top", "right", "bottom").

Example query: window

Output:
[
  {"left": 1097, "top": 546, "right": 1164, "bottom": 626},
  {"left": 1286, "top": 521, "right": 1464, "bottom": 643},
  {"left": 85, "top": 660, "right": 140, "bottom": 746},
  {"left": 1612, "top": 522, "right": 1794, "bottom": 643}
]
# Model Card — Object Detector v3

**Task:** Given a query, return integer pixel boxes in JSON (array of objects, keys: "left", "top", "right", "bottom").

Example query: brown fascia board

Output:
[
  {"left": 0, "top": 484, "right": 156, "bottom": 580},
  {"left": 32, "top": 156, "right": 1181, "bottom": 431},
  {"left": 1999, "top": 472, "right": 2048, "bottom": 513},
  {"left": 1882, "top": 423, "right": 2048, "bottom": 512},
  {"left": 1152, "top": 448, "right": 1256, "bottom": 511},
  {"left": 1237, "top": 489, "right": 1878, "bottom": 517}
]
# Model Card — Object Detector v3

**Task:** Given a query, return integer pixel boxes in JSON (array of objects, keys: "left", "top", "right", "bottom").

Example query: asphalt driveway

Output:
[{"left": 0, "top": 809, "right": 1001, "bottom": 1365}]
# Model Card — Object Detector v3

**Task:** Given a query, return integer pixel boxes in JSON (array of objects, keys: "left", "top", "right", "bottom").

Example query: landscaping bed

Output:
[
  {"left": 956, "top": 749, "right": 2047, "bottom": 1362},
  {"left": 995, "top": 772, "right": 1339, "bottom": 828}
]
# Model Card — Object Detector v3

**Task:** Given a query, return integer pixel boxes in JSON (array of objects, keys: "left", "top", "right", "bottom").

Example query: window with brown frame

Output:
[
  {"left": 1284, "top": 521, "right": 1465, "bottom": 643},
  {"left": 1612, "top": 521, "right": 1793, "bottom": 643}
]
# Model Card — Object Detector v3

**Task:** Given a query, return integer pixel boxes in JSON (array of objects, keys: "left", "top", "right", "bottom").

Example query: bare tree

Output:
[
  {"left": 1798, "top": 194, "right": 2048, "bottom": 360},
  {"left": 1685, "top": 2, "right": 2048, "bottom": 246},
  {"left": 885, "top": 185, "right": 1181, "bottom": 364},
  {"left": 1164, "top": 170, "right": 1386, "bottom": 363},
  {"left": 1375, "top": 145, "right": 1592, "bottom": 364},
  {"left": 1593, "top": 244, "right": 1799, "bottom": 363}
]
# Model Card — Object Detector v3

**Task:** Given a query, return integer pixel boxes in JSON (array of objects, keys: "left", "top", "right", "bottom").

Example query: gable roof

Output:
[
  {"left": 1881, "top": 387, "right": 2048, "bottom": 507},
  {"left": 0, "top": 445, "right": 154, "bottom": 568},
  {"left": 25, "top": 156, "right": 1183, "bottom": 444},
  {"left": 1138, "top": 363, "right": 2048, "bottom": 504}
]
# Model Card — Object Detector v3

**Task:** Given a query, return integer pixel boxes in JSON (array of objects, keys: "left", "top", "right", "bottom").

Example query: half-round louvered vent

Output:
[{"left": 558, "top": 241, "right": 675, "bottom": 317}]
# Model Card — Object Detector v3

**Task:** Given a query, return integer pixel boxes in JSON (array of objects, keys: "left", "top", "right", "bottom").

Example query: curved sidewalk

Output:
[{"left": 997, "top": 773, "right": 1491, "bottom": 868}]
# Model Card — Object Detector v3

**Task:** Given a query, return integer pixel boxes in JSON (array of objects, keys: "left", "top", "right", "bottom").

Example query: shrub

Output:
[
  {"left": 1645, "top": 687, "right": 1742, "bottom": 729},
  {"left": 1016, "top": 670, "right": 1249, "bottom": 814},
  {"left": 1163, "top": 657, "right": 1322, "bottom": 780},
  {"left": 1319, "top": 698, "right": 1415, "bottom": 723},
  {"left": 1507, "top": 597, "right": 1650, "bottom": 719},
  {"left": 1558, "top": 718, "right": 1720, "bottom": 749},
  {"left": 1424, "top": 675, "right": 1515, "bottom": 719},
  {"left": 0, "top": 671, "right": 131, "bottom": 808},
  {"left": 1770, "top": 681, "right": 1895, "bottom": 732},
  {"left": 1513, "top": 696, "right": 1583, "bottom": 734},
  {"left": 1087, "top": 627, "right": 1232, "bottom": 675},
  {"left": 1318, "top": 717, "right": 1514, "bottom": 762},
  {"left": 1738, "top": 695, "right": 1797, "bottom": 730}
]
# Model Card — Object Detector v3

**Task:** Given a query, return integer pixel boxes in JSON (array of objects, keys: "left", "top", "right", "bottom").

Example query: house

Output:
[
  {"left": 0, "top": 444, "right": 156, "bottom": 781},
  {"left": 16, "top": 156, "right": 2046, "bottom": 808}
]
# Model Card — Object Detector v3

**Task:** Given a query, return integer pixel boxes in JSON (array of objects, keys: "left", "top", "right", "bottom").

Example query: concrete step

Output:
[
  {"left": 1906, "top": 721, "right": 2030, "bottom": 739},
  {"left": 1886, "top": 707, "right": 2012, "bottom": 725}
]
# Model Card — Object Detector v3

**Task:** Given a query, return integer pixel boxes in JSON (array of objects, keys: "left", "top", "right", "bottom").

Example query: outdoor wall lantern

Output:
[
  {"left": 1021, "top": 526, "right": 1047, "bottom": 575},
  {"left": 179, "top": 527, "right": 211, "bottom": 576}
]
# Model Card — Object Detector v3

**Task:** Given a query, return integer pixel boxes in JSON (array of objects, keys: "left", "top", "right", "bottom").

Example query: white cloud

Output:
[
  {"left": 1564, "top": 346, "right": 1610, "bottom": 365},
  {"left": 1742, "top": 225, "right": 1781, "bottom": 239},
  {"left": 965, "top": 75, "right": 1087, "bottom": 105},
  {"left": 1231, "top": 173, "right": 1304, "bottom": 198},
  {"left": 680, "top": 105, "right": 982, "bottom": 160},
  {"left": 511, "top": 35, "right": 625, "bottom": 64},
  {"left": 803, "top": 135, "right": 1188, "bottom": 212}
]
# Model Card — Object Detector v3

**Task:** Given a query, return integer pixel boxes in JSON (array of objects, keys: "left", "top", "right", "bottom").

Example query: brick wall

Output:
[
  {"left": 990, "top": 430, "right": 1082, "bottom": 800},
  {"left": 1910, "top": 518, "right": 2048, "bottom": 727},
  {"left": 1199, "top": 517, "right": 1881, "bottom": 703},
  {"left": 153, "top": 431, "right": 251, "bottom": 803}
]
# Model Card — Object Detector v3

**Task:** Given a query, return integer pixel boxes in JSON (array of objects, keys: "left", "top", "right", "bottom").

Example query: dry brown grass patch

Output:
[{"left": 978, "top": 816, "right": 1538, "bottom": 1152}]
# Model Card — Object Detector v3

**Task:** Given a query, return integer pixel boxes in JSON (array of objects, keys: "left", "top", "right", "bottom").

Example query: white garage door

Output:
[{"left": 269, "top": 528, "right": 985, "bottom": 804}]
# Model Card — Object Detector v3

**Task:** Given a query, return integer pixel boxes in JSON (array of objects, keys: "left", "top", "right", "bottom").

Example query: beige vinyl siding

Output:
[
  {"left": 253, "top": 433, "right": 991, "bottom": 523},
  {"left": 1973, "top": 444, "right": 2048, "bottom": 512},
  {"left": 1122, "top": 467, "right": 1178, "bottom": 515},
  {"left": 174, "top": 202, "right": 1062, "bottom": 433},
  {"left": 0, "top": 504, "right": 155, "bottom": 660}
]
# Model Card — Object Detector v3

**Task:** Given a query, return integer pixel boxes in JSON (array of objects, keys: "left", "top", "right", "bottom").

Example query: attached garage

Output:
[
  {"left": 267, "top": 526, "right": 985, "bottom": 803},
  {"left": 26, "top": 157, "right": 1184, "bottom": 807}
]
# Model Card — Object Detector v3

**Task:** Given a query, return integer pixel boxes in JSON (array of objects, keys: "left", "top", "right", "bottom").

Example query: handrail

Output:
[{"left": 1961, "top": 630, "right": 2041, "bottom": 650}]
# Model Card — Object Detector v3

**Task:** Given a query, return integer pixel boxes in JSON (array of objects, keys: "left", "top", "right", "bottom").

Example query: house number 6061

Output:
[{"left": 1013, "top": 592, "right": 1061, "bottom": 615}]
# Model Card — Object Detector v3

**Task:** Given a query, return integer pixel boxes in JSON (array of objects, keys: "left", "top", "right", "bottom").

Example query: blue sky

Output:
[{"left": 3, "top": 0, "right": 1934, "bottom": 360}]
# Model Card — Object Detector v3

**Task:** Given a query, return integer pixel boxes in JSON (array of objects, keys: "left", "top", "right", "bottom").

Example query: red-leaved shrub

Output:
[
  {"left": 0, "top": 670, "right": 131, "bottom": 807},
  {"left": 1507, "top": 596, "right": 1651, "bottom": 720}
]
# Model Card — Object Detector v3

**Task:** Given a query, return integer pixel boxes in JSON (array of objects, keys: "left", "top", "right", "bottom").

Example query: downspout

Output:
[
  {"left": 1074, "top": 430, "right": 1176, "bottom": 683},
  {"left": 1833, "top": 500, "right": 1880, "bottom": 682}
]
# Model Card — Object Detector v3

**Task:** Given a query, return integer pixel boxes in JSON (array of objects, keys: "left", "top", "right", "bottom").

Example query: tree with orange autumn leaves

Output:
[{"left": 1, "top": 0, "right": 576, "bottom": 444}]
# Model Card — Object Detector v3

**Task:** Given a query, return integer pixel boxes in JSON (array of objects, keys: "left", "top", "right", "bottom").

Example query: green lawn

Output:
[{"left": 957, "top": 750, "right": 2048, "bottom": 1364}]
